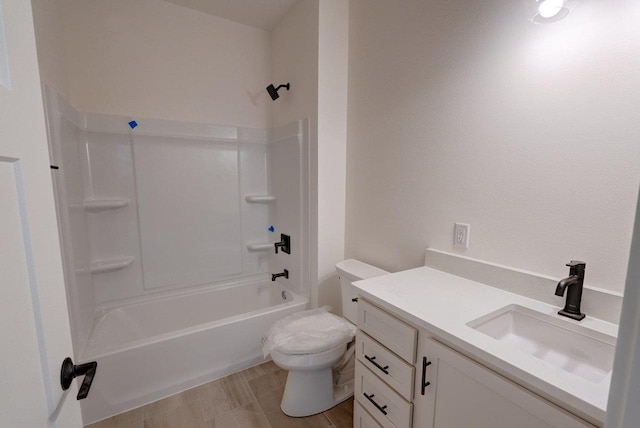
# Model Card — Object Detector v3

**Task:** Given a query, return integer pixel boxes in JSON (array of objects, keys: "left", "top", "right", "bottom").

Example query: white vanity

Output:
[{"left": 351, "top": 263, "right": 618, "bottom": 428}]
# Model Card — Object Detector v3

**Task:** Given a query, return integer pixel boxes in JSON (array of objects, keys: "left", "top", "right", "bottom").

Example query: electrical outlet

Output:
[{"left": 454, "top": 223, "right": 470, "bottom": 249}]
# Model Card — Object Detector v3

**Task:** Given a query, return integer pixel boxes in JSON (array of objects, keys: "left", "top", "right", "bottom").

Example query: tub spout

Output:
[{"left": 272, "top": 269, "right": 289, "bottom": 281}]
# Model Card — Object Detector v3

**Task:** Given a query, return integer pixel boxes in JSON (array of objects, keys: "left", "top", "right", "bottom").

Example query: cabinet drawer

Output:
[
  {"left": 354, "top": 401, "right": 383, "bottom": 428},
  {"left": 356, "top": 330, "right": 415, "bottom": 400},
  {"left": 355, "top": 361, "right": 413, "bottom": 428},
  {"left": 358, "top": 299, "right": 417, "bottom": 363}
]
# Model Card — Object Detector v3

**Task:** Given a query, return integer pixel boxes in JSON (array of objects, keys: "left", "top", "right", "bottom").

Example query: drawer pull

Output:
[
  {"left": 421, "top": 356, "right": 432, "bottom": 395},
  {"left": 363, "top": 392, "right": 388, "bottom": 415},
  {"left": 364, "top": 354, "right": 389, "bottom": 375}
]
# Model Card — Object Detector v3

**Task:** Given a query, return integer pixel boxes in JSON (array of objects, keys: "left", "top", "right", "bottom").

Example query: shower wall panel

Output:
[
  {"left": 83, "top": 130, "right": 144, "bottom": 303},
  {"left": 45, "top": 87, "right": 274, "bottom": 308},
  {"left": 268, "top": 119, "right": 310, "bottom": 296},
  {"left": 44, "top": 87, "right": 96, "bottom": 356},
  {"left": 133, "top": 136, "right": 242, "bottom": 290},
  {"left": 83, "top": 124, "right": 270, "bottom": 304}
]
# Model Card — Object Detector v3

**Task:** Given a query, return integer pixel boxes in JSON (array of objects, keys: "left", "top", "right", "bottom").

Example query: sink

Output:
[{"left": 467, "top": 305, "right": 616, "bottom": 383}]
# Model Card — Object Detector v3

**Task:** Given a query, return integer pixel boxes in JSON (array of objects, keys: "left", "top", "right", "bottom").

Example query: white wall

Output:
[
  {"left": 346, "top": 0, "right": 640, "bottom": 293},
  {"left": 31, "top": 0, "right": 70, "bottom": 98},
  {"left": 270, "top": 0, "right": 319, "bottom": 130},
  {"left": 271, "top": 0, "right": 349, "bottom": 311},
  {"left": 317, "top": 0, "right": 349, "bottom": 312},
  {"left": 60, "top": 0, "right": 272, "bottom": 128},
  {"left": 271, "top": 0, "right": 320, "bottom": 301}
]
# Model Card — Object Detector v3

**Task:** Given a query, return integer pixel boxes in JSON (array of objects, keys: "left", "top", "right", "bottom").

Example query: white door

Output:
[{"left": 0, "top": 1, "right": 82, "bottom": 427}]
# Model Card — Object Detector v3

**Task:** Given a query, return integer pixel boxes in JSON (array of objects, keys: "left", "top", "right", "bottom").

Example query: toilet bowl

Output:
[
  {"left": 265, "top": 259, "right": 388, "bottom": 417},
  {"left": 272, "top": 344, "right": 348, "bottom": 417}
]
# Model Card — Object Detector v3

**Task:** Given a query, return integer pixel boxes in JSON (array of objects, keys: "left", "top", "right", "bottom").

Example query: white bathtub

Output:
[{"left": 80, "top": 280, "right": 307, "bottom": 424}]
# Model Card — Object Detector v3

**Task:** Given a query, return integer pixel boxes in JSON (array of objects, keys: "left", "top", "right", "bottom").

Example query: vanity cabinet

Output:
[
  {"left": 355, "top": 299, "right": 417, "bottom": 427},
  {"left": 355, "top": 298, "right": 597, "bottom": 428},
  {"left": 412, "top": 335, "right": 596, "bottom": 428}
]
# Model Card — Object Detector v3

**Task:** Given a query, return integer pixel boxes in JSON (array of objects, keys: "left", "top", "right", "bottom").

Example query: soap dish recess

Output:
[
  {"left": 244, "top": 195, "right": 275, "bottom": 204},
  {"left": 90, "top": 256, "right": 134, "bottom": 274},
  {"left": 246, "top": 242, "right": 273, "bottom": 252},
  {"left": 84, "top": 198, "right": 129, "bottom": 212}
]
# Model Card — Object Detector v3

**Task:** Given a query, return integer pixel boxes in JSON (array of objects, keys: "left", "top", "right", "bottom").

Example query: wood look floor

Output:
[{"left": 86, "top": 361, "right": 354, "bottom": 428}]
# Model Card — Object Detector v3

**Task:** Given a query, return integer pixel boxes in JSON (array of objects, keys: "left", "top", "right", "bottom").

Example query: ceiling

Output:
[{"left": 163, "top": 0, "right": 299, "bottom": 30}]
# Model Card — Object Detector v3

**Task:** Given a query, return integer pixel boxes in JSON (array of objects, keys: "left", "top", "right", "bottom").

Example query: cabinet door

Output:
[
  {"left": 413, "top": 336, "right": 595, "bottom": 428},
  {"left": 354, "top": 401, "right": 384, "bottom": 428}
]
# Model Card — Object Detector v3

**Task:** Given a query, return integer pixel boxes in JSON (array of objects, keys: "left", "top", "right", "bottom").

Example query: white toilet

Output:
[{"left": 265, "top": 259, "right": 388, "bottom": 417}]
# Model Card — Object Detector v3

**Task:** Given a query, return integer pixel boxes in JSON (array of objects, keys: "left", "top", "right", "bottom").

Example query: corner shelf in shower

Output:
[
  {"left": 83, "top": 198, "right": 130, "bottom": 212},
  {"left": 90, "top": 256, "right": 134, "bottom": 274},
  {"left": 246, "top": 242, "right": 273, "bottom": 252},
  {"left": 244, "top": 195, "right": 276, "bottom": 204}
]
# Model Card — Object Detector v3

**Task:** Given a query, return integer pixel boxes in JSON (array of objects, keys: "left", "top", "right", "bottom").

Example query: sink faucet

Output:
[
  {"left": 272, "top": 269, "right": 289, "bottom": 281},
  {"left": 555, "top": 261, "right": 586, "bottom": 321}
]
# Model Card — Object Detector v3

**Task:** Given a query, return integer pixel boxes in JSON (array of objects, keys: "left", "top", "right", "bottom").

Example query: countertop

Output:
[{"left": 353, "top": 266, "right": 619, "bottom": 425}]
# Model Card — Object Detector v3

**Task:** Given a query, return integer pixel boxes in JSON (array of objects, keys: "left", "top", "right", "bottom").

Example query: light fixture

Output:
[
  {"left": 539, "top": 0, "right": 564, "bottom": 18},
  {"left": 532, "top": 0, "right": 574, "bottom": 24}
]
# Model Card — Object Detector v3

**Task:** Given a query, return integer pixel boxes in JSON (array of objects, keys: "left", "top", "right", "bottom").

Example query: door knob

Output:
[{"left": 60, "top": 357, "right": 97, "bottom": 400}]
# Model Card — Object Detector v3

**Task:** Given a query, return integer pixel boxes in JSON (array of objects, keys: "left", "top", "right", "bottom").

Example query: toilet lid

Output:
[{"left": 263, "top": 307, "right": 357, "bottom": 355}]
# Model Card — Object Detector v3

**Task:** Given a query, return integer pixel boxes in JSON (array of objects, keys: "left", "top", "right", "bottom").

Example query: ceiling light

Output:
[
  {"left": 532, "top": 0, "right": 574, "bottom": 24},
  {"left": 539, "top": 0, "right": 564, "bottom": 18}
]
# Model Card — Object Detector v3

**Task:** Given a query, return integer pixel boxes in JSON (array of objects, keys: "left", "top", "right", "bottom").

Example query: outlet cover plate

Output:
[{"left": 454, "top": 223, "right": 470, "bottom": 249}]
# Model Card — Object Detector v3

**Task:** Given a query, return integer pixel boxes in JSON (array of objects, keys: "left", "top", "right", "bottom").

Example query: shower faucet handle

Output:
[{"left": 274, "top": 234, "right": 291, "bottom": 254}]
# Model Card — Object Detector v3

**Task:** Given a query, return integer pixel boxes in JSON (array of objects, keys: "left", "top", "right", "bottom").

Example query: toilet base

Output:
[{"left": 280, "top": 368, "right": 354, "bottom": 417}]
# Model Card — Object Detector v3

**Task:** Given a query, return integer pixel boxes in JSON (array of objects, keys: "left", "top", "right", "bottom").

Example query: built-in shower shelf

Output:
[
  {"left": 244, "top": 195, "right": 276, "bottom": 204},
  {"left": 246, "top": 242, "right": 273, "bottom": 252},
  {"left": 83, "top": 198, "right": 130, "bottom": 212},
  {"left": 90, "top": 256, "right": 134, "bottom": 274}
]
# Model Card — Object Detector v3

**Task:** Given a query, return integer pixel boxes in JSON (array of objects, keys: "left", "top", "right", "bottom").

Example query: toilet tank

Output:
[{"left": 336, "top": 259, "right": 389, "bottom": 324}]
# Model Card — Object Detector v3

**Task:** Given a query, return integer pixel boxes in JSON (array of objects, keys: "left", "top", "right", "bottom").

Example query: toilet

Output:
[{"left": 264, "top": 259, "right": 388, "bottom": 417}]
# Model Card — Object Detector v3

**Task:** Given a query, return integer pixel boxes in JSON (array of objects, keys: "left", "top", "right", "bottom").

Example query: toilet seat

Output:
[
  {"left": 263, "top": 306, "right": 356, "bottom": 357},
  {"left": 271, "top": 343, "right": 347, "bottom": 371}
]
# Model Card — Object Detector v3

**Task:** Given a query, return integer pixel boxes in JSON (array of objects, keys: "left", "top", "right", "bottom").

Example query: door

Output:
[
  {"left": 0, "top": 1, "right": 82, "bottom": 427},
  {"left": 413, "top": 336, "right": 594, "bottom": 428},
  {"left": 605, "top": 187, "right": 640, "bottom": 428}
]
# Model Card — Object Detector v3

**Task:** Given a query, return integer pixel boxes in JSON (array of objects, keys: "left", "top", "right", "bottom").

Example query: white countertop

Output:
[{"left": 353, "top": 266, "right": 619, "bottom": 425}]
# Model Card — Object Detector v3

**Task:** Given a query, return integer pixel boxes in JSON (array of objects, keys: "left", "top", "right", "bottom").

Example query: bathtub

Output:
[{"left": 80, "top": 280, "right": 308, "bottom": 424}]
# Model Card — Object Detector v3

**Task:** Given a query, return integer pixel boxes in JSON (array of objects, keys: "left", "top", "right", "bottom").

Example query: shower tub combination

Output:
[
  {"left": 81, "top": 281, "right": 307, "bottom": 424},
  {"left": 43, "top": 87, "right": 311, "bottom": 424}
]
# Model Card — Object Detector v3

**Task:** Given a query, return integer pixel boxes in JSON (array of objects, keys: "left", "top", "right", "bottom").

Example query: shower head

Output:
[{"left": 266, "top": 83, "right": 290, "bottom": 100}]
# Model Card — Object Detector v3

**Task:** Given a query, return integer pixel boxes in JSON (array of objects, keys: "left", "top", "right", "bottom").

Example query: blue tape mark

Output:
[
  {"left": 268, "top": 225, "right": 275, "bottom": 233},
  {"left": 128, "top": 120, "right": 138, "bottom": 129}
]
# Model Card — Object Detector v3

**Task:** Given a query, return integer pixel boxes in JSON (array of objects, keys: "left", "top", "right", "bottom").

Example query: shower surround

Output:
[{"left": 43, "top": 87, "right": 310, "bottom": 423}]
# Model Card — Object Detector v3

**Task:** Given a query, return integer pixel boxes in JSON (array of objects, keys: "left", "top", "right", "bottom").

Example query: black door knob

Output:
[{"left": 60, "top": 357, "right": 97, "bottom": 400}]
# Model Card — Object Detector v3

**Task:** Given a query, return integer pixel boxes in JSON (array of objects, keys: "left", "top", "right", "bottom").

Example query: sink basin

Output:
[{"left": 467, "top": 305, "right": 616, "bottom": 383}]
